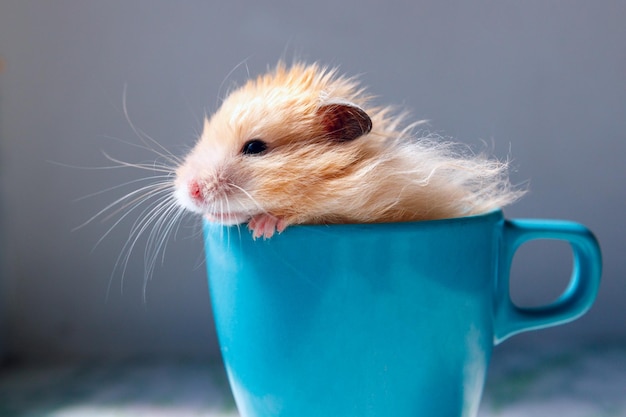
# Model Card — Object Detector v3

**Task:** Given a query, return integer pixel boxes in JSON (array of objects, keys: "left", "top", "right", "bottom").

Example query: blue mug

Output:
[{"left": 203, "top": 210, "right": 601, "bottom": 417}]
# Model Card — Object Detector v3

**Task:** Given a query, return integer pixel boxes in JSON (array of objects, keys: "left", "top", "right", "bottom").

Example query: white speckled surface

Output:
[
  {"left": 480, "top": 344, "right": 626, "bottom": 417},
  {"left": 1, "top": 344, "right": 625, "bottom": 417}
]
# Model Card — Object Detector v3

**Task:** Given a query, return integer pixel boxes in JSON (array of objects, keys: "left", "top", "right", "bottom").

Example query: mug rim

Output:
[{"left": 204, "top": 208, "right": 504, "bottom": 234}]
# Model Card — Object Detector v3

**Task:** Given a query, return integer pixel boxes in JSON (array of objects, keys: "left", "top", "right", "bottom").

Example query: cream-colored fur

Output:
[{"left": 174, "top": 62, "right": 524, "bottom": 238}]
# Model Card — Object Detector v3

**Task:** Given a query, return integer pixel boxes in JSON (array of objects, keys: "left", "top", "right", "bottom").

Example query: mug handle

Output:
[{"left": 494, "top": 218, "right": 602, "bottom": 344}]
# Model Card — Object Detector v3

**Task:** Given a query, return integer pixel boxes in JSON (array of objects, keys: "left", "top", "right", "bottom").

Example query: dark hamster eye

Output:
[{"left": 241, "top": 139, "right": 268, "bottom": 155}]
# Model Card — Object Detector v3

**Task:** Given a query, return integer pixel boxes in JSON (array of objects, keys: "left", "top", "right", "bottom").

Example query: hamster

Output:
[{"left": 174, "top": 62, "right": 524, "bottom": 239}]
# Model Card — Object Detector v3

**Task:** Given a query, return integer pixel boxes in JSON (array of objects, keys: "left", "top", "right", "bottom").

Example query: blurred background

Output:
[{"left": 0, "top": 0, "right": 624, "bottom": 414}]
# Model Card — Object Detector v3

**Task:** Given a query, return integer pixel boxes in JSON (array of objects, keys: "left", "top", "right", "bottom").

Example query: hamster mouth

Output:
[{"left": 204, "top": 211, "right": 252, "bottom": 226}]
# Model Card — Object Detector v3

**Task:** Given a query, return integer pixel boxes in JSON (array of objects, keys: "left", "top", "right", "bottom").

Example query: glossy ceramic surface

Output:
[{"left": 203, "top": 210, "right": 601, "bottom": 417}]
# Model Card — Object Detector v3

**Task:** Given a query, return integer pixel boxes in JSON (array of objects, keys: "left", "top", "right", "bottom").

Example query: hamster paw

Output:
[{"left": 248, "top": 213, "right": 287, "bottom": 239}]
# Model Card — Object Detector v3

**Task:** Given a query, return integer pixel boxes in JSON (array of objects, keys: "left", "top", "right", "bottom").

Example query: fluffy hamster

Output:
[{"left": 174, "top": 62, "right": 524, "bottom": 238}]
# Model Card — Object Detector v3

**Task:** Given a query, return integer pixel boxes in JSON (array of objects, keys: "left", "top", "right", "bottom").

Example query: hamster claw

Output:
[{"left": 248, "top": 214, "right": 286, "bottom": 239}]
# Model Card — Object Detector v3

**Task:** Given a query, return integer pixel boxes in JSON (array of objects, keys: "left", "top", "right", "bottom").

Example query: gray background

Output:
[{"left": 0, "top": 0, "right": 624, "bottom": 361}]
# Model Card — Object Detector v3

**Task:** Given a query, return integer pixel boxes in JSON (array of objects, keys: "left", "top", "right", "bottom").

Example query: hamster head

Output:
[{"left": 174, "top": 62, "right": 373, "bottom": 227}]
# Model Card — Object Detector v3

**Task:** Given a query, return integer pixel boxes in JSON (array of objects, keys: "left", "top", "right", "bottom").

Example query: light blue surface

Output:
[{"left": 203, "top": 210, "right": 601, "bottom": 417}]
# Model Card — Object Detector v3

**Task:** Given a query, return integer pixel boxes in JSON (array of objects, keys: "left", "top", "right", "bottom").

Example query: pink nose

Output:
[{"left": 188, "top": 179, "right": 203, "bottom": 202}]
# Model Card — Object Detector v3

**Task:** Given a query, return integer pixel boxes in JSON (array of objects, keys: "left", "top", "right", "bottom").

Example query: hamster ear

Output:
[{"left": 318, "top": 100, "right": 372, "bottom": 142}]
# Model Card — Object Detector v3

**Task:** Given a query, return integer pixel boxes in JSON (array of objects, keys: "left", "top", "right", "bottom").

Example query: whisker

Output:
[
  {"left": 219, "top": 198, "right": 225, "bottom": 242},
  {"left": 48, "top": 159, "right": 163, "bottom": 171},
  {"left": 216, "top": 56, "right": 254, "bottom": 108},
  {"left": 70, "top": 93, "right": 195, "bottom": 301},
  {"left": 110, "top": 193, "right": 179, "bottom": 299},
  {"left": 143, "top": 202, "right": 186, "bottom": 287},
  {"left": 93, "top": 185, "right": 174, "bottom": 254},
  {"left": 99, "top": 135, "right": 182, "bottom": 166},
  {"left": 160, "top": 206, "right": 187, "bottom": 265},
  {"left": 228, "top": 183, "right": 267, "bottom": 215},
  {"left": 74, "top": 175, "right": 174, "bottom": 202},
  {"left": 116, "top": 185, "right": 175, "bottom": 224},
  {"left": 143, "top": 208, "right": 175, "bottom": 280},
  {"left": 75, "top": 181, "right": 173, "bottom": 231},
  {"left": 101, "top": 152, "right": 176, "bottom": 174},
  {"left": 122, "top": 85, "right": 182, "bottom": 167},
  {"left": 224, "top": 196, "right": 233, "bottom": 248},
  {"left": 124, "top": 196, "right": 170, "bottom": 245},
  {"left": 143, "top": 196, "right": 181, "bottom": 263}
]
